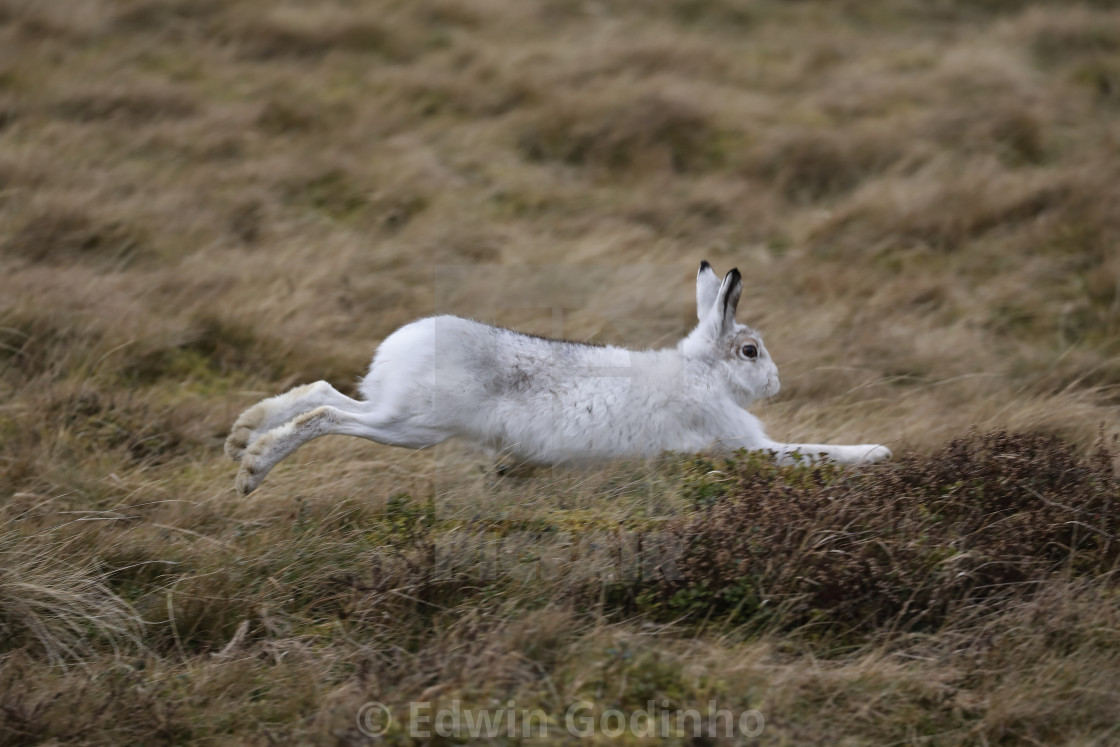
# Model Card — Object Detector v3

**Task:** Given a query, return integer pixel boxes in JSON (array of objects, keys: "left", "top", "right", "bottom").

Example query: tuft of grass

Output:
[
  {"left": 2, "top": 209, "right": 149, "bottom": 267},
  {"left": 0, "top": 529, "right": 142, "bottom": 669},
  {"left": 1029, "top": 11, "right": 1120, "bottom": 67},
  {"left": 222, "top": 9, "right": 420, "bottom": 63},
  {"left": 518, "top": 92, "right": 730, "bottom": 174},
  {"left": 280, "top": 167, "right": 428, "bottom": 230},
  {"left": 743, "top": 126, "right": 902, "bottom": 203},
  {"left": 49, "top": 88, "right": 198, "bottom": 125}
]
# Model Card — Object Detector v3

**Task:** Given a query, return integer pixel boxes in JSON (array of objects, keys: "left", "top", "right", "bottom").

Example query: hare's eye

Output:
[{"left": 741, "top": 344, "right": 758, "bottom": 360}]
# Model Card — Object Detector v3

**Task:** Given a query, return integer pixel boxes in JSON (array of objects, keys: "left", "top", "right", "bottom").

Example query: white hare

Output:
[{"left": 226, "top": 262, "right": 891, "bottom": 494}]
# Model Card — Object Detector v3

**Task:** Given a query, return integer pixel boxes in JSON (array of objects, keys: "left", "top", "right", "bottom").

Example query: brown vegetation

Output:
[
  {"left": 2, "top": 0, "right": 1120, "bottom": 743},
  {"left": 656, "top": 432, "right": 1119, "bottom": 637}
]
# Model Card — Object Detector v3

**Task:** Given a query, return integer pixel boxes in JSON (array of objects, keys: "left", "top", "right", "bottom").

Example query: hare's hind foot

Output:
[
  {"left": 235, "top": 405, "right": 346, "bottom": 494},
  {"left": 235, "top": 421, "right": 300, "bottom": 495},
  {"left": 225, "top": 382, "right": 363, "bottom": 462},
  {"left": 234, "top": 405, "right": 453, "bottom": 495},
  {"left": 225, "top": 413, "right": 261, "bottom": 462},
  {"left": 225, "top": 385, "right": 317, "bottom": 462},
  {"left": 234, "top": 444, "right": 268, "bottom": 495},
  {"left": 225, "top": 399, "right": 283, "bottom": 462}
]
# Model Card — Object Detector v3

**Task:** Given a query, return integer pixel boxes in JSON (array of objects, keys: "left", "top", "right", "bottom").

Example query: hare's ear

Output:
[
  {"left": 682, "top": 265, "right": 742, "bottom": 354},
  {"left": 715, "top": 268, "right": 742, "bottom": 336},
  {"left": 696, "top": 260, "right": 721, "bottom": 321}
]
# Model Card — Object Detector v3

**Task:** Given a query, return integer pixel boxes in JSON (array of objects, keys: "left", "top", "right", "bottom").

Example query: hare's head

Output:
[{"left": 681, "top": 261, "right": 780, "bottom": 406}]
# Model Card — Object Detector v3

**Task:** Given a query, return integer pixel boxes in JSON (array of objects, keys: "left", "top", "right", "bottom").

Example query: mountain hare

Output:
[{"left": 226, "top": 262, "right": 891, "bottom": 494}]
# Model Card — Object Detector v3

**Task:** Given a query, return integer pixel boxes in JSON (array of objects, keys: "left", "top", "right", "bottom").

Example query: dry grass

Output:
[{"left": 2, "top": 0, "right": 1120, "bottom": 744}]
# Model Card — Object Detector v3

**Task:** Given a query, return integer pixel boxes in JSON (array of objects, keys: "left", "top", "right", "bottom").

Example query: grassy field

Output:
[{"left": 2, "top": 0, "right": 1120, "bottom": 743}]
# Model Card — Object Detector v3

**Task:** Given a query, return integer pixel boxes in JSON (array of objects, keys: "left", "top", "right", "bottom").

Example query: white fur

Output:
[{"left": 227, "top": 262, "right": 891, "bottom": 494}]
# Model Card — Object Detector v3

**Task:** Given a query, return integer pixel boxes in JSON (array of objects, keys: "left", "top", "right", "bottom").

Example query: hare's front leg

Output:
[
  {"left": 767, "top": 441, "right": 892, "bottom": 466},
  {"left": 225, "top": 381, "right": 364, "bottom": 462}
]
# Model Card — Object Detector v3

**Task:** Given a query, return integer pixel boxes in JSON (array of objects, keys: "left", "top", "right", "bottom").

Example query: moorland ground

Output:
[{"left": 1, "top": 0, "right": 1120, "bottom": 744}]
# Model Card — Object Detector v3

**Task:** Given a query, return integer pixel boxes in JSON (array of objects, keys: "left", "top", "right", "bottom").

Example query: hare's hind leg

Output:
[
  {"left": 225, "top": 381, "right": 363, "bottom": 462},
  {"left": 235, "top": 407, "right": 449, "bottom": 495}
]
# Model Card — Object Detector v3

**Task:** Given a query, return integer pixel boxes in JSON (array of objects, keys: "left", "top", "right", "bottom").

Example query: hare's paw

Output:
[
  {"left": 235, "top": 455, "right": 268, "bottom": 495},
  {"left": 226, "top": 382, "right": 331, "bottom": 461},
  {"left": 225, "top": 404, "right": 270, "bottom": 462},
  {"left": 859, "top": 444, "right": 892, "bottom": 463},
  {"left": 224, "top": 424, "right": 253, "bottom": 462},
  {"left": 235, "top": 434, "right": 277, "bottom": 495},
  {"left": 234, "top": 464, "right": 260, "bottom": 496}
]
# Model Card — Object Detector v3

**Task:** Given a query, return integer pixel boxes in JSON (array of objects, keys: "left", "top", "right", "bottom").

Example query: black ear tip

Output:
[
  {"left": 699, "top": 260, "right": 711, "bottom": 272},
  {"left": 727, "top": 267, "right": 741, "bottom": 281}
]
